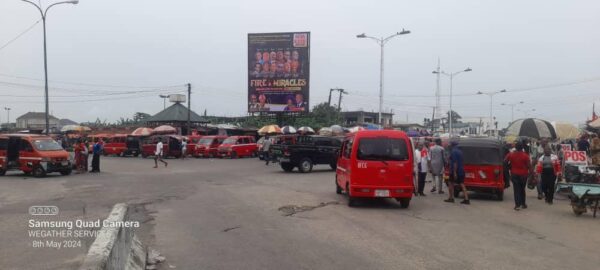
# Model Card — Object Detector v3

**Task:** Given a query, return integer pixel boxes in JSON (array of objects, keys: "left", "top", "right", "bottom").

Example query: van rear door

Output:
[{"left": 353, "top": 136, "right": 412, "bottom": 188}]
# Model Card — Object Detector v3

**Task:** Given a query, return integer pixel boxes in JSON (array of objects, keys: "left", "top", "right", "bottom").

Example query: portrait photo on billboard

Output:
[{"left": 248, "top": 32, "right": 310, "bottom": 113}]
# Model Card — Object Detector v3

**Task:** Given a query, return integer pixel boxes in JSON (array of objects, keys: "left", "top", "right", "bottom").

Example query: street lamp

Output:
[
  {"left": 477, "top": 89, "right": 506, "bottom": 137},
  {"left": 518, "top": 108, "right": 536, "bottom": 117},
  {"left": 432, "top": 67, "right": 472, "bottom": 135},
  {"left": 159, "top": 95, "right": 170, "bottom": 109},
  {"left": 501, "top": 101, "right": 524, "bottom": 123},
  {"left": 21, "top": 0, "right": 79, "bottom": 135},
  {"left": 357, "top": 29, "right": 411, "bottom": 127},
  {"left": 4, "top": 107, "right": 10, "bottom": 128}
]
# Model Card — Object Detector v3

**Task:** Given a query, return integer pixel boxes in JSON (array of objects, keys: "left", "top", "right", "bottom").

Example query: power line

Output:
[
  {"left": 0, "top": 73, "right": 186, "bottom": 89},
  {"left": 0, "top": 19, "right": 40, "bottom": 52}
]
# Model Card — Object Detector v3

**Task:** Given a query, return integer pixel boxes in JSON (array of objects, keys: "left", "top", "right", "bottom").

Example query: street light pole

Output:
[
  {"left": 21, "top": 0, "right": 79, "bottom": 135},
  {"left": 477, "top": 89, "right": 507, "bottom": 137},
  {"left": 501, "top": 101, "right": 524, "bottom": 123},
  {"left": 357, "top": 29, "right": 411, "bottom": 127},
  {"left": 159, "top": 95, "right": 170, "bottom": 109},
  {"left": 4, "top": 107, "right": 10, "bottom": 128},
  {"left": 432, "top": 67, "right": 472, "bottom": 135}
]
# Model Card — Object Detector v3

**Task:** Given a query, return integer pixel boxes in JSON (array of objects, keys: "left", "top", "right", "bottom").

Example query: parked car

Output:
[
  {"left": 193, "top": 136, "right": 227, "bottom": 158},
  {"left": 336, "top": 130, "right": 414, "bottom": 207},
  {"left": 185, "top": 135, "right": 203, "bottom": 157},
  {"left": 103, "top": 134, "right": 128, "bottom": 156},
  {"left": 0, "top": 134, "right": 72, "bottom": 177},
  {"left": 218, "top": 136, "right": 258, "bottom": 158},
  {"left": 444, "top": 137, "right": 507, "bottom": 200},
  {"left": 272, "top": 135, "right": 342, "bottom": 173},
  {"left": 141, "top": 135, "right": 183, "bottom": 158}
]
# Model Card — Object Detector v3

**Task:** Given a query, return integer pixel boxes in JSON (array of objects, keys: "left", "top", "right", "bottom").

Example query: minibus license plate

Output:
[
  {"left": 465, "top": 172, "right": 475, "bottom": 179},
  {"left": 375, "top": 189, "right": 389, "bottom": 197}
]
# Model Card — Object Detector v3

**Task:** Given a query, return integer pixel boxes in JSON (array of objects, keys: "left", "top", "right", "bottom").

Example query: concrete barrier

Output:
[{"left": 79, "top": 203, "right": 146, "bottom": 270}]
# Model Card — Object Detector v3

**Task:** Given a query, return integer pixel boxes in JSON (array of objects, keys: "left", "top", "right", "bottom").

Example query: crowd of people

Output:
[
  {"left": 412, "top": 131, "right": 600, "bottom": 211},
  {"left": 71, "top": 138, "right": 104, "bottom": 174}
]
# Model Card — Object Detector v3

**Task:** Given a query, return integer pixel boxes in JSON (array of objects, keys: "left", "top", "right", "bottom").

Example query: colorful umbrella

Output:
[
  {"left": 589, "top": 118, "right": 600, "bottom": 129},
  {"left": 281, "top": 126, "right": 297, "bottom": 134},
  {"left": 131, "top": 127, "right": 153, "bottom": 136},
  {"left": 152, "top": 125, "right": 177, "bottom": 135},
  {"left": 552, "top": 122, "right": 580, "bottom": 140},
  {"left": 348, "top": 126, "right": 365, "bottom": 133},
  {"left": 297, "top": 126, "right": 315, "bottom": 134},
  {"left": 330, "top": 125, "right": 344, "bottom": 135},
  {"left": 258, "top": 125, "right": 282, "bottom": 135},
  {"left": 60, "top": 125, "right": 91, "bottom": 132},
  {"left": 506, "top": 118, "right": 557, "bottom": 139},
  {"left": 406, "top": 130, "right": 421, "bottom": 137},
  {"left": 319, "top": 127, "right": 333, "bottom": 136}
]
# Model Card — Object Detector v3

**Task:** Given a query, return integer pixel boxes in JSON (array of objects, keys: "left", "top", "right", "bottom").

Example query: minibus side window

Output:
[
  {"left": 0, "top": 138, "right": 7, "bottom": 150},
  {"left": 343, "top": 139, "right": 353, "bottom": 159},
  {"left": 19, "top": 140, "right": 33, "bottom": 152}
]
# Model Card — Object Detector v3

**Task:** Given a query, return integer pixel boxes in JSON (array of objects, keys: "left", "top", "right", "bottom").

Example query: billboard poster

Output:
[{"left": 248, "top": 32, "right": 310, "bottom": 113}]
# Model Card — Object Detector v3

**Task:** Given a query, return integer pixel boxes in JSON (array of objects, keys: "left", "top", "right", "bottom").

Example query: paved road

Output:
[{"left": 0, "top": 156, "right": 599, "bottom": 270}]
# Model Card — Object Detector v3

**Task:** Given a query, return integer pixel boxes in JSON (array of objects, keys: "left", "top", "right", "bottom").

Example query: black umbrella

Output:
[{"left": 506, "top": 118, "right": 557, "bottom": 139}]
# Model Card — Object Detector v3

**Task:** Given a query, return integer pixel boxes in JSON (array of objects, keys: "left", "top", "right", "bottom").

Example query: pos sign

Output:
[{"left": 563, "top": 151, "right": 588, "bottom": 165}]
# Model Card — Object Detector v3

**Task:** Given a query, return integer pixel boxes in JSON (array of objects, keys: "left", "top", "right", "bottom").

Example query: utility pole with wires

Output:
[
  {"left": 328, "top": 88, "right": 346, "bottom": 109},
  {"left": 434, "top": 58, "right": 441, "bottom": 130},
  {"left": 187, "top": 83, "right": 191, "bottom": 135}
]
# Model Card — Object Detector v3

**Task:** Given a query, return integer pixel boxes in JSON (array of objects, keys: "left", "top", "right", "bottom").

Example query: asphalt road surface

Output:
[{"left": 0, "top": 156, "right": 599, "bottom": 270}]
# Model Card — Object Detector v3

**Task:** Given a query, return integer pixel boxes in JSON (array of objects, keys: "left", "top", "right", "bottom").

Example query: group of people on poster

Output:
[
  {"left": 249, "top": 92, "right": 306, "bottom": 112},
  {"left": 250, "top": 49, "right": 303, "bottom": 78}
]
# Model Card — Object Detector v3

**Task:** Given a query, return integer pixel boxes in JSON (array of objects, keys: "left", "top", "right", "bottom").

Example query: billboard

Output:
[{"left": 248, "top": 32, "right": 310, "bottom": 113}]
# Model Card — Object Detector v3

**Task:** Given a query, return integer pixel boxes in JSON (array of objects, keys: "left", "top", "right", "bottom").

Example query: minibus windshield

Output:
[{"left": 357, "top": 137, "right": 409, "bottom": 161}]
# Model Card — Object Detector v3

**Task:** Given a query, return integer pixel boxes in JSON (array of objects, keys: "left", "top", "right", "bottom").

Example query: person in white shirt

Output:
[
  {"left": 181, "top": 139, "right": 188, "bottom": 159},
  {"left": 154, "top": 138, "right": 168, "bottom": 168},
  {"left": 415, "top": 144, "right": 429, "bottom": 196}
]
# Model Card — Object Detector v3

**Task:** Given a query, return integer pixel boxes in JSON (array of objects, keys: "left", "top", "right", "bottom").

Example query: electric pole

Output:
[
  {"left": 187, "top": 83, "right": 191, "bottom": 135},
  {"left": 337, "top": 89, "right": 347, "bottom": 111},
  {"left": 434, "top": 58, "right": 441, "bottom": 131}
]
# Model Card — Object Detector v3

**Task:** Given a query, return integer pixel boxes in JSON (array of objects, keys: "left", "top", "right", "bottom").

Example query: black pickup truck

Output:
[{"left": 270, "top": 135, "right": 342, "bottom": 173}]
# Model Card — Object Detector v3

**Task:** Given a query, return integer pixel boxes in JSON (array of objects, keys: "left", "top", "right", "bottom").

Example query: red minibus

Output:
[
  {"left": 0, "top": 134, "right": 72, "bottom": 177},
  {"left": 103, "top": 134, "right": 127, "bottom": 156},
  {"left": 193, "top": 136, "right": 227, "bottom": 158},
  {"left": 336, "top": 130, "right": 414, "bottom": 208},
  {"left": 218, "top": 136, "right": 258, "bottom": 158}
]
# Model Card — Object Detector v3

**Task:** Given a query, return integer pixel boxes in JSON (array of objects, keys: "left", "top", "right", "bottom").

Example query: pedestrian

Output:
[
  {"left": 181, "top": 138, "right": 187, "bottom": 159},
  {"left": 505, "top": 142, "right": 532, "bottom": 210},
  {"left": 578, "top": 134, "right": 591, "bottom": 155},
  {"left": 82, "top": 139, "right": 89, "bottom": 173},
  {"left": 535, "top": 146, "right": 561, "bottom": 204},
  {"left": 413, "top": 143, "right": 422, "bottom": 196},
  {"left": 428, "top": 138, "right": 446, "bottom": 194},
  {"left": 74, "top": 139, "right": 83, "bottom": 174},
  {"left": 90, "top": 139, "right": 102, "bottom": 173},
  {"left": 154, "top": 138, "right": 168, "bottom": 168},
  {"left": 263, "top": 136, "right": 273, "bottom": 165},
  {"left": 591, "top": 133, "right": 600, "bottom": 166},
  {"left": 445, "top": 141, "right": 470, "bottom": 204},
  {"left": 534, "top": 139, "right": 550, "bottom": 200},
  {"left": 416, "top": 143, "right": 428, "bottom": 196}
]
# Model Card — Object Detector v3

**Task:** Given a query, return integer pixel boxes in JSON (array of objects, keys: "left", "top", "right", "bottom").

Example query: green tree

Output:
[{"left": 133, "top": 112, "right": 151, "bottom": 122}]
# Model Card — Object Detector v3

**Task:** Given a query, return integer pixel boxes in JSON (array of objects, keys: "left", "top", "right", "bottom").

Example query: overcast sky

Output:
[{"left": 1, "top": 0, "right": 599, "bottom": 128}]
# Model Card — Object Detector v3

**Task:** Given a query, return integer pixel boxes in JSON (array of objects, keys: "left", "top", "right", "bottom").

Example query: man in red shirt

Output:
[{"left": 504, "top": 142, "right": 532, "bottom": 211}]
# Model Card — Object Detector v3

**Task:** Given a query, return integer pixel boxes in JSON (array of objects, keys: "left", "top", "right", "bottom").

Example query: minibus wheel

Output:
[
  {"left": 347, "top": 183, "right": 356, "bottom": 207},
  {"left": 32, "top": 166, "right": 46, "bottom": 178},
  {"left": 298, "top": 158, "right": 313, "bottom": 173},
  {"left": 399, "top": 198, "right": 410, "bottom": 208},
  {"left": 0, "top": 169, "right": 6, "bottom": 176},
  {"left": 335, "top": 177, "right": 342, "bottom": 194}
]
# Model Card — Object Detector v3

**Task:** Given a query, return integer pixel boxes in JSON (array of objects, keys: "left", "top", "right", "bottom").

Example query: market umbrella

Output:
[
  {"left": 589, "top": 118, "right": 600, "bottom": 129},
  {"left": 552, "top": 122, "right": 580, "bottom": 140},
  {"left": 131, "top": 127, "right": 153, "bottom": 136},
  {"left": 297, "top": 126, "right": 315, "bottom": 134},
  {"left": 505, "top": 118, "right": 557, "bottom": 140},
  {"left": 60, "top": 125, "right": 91, "bottom": 132},
  {"left": 319, "top": 127, "right": 333, "bottom": 136},
  {"left": 258, "top": 124, "right": 282, "bottom": 135},
  {"left": 152, "top": 125, "right": 177, "bottom": 135},
  {"left": 330, "top": 125, "right": 344, "bottom": 135},
  {"left": 281, "top": 126, "right": 297, "bottom": 134},
  {"left": 348, "top": 126, "right": 365, "bottom": 133}
]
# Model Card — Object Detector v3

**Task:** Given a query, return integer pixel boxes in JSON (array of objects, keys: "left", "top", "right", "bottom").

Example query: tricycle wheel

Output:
[
  {"left": 280, "top": 163, "right": 294, "bottom": 172},
  {"left": 32, "top": 166, "right": 46, "bottom": 178},
  {"left": 298, "top": 158, "right": 313, "bottom": 173},
  {"left": 60, "top": 169, "right": 72, "bottom": 176},
  {"left": 230, "top": 152, "right": 238, "bottom": 159},
  {"left": 134, "top": 153, "right": 139, "bottom": 157},
  {"left": 141, "top": 154, "right": 148, "bottom": 158},
  {"left": 572, "top": 205, "right": 586, "bottom": 216},
  {"left": 398, "top": 198, "right": 411, "bottom": 209}
]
